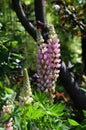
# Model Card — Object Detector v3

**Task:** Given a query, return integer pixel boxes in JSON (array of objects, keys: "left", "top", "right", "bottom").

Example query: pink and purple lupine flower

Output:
[
  {"left": 37, "top": 25, "right": 61, "bottom": 93},
  {"left": 1, "top": 93, "right": 16, "bottom": 130},
  {"left": 4, "top": 118, "right": 13, "bottom": 130}
]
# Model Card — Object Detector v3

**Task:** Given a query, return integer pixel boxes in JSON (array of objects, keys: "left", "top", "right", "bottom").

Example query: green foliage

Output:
[
  {"left": 0, "top": 0, "right": 36, "bottom": 79},
  {"left": 0, "top": 0, "right": 86, "bottom": 130},
  {"left": 12, "top": 93, "right": 68, "bottom": 130},
  {"left": 68, "top": 119, "right": 80, "bottom": 126},
  {"left": 0, "top": 91, "right": 71, "bottom": 130}
]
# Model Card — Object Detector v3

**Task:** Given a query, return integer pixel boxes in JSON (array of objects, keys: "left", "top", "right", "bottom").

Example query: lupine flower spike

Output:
[
  {"left": 37, "top": 25, "right": 61, "bottom": 101},
  {"left": 1, "top": 92, "right": 16, "bottom": 130},
  {"left": 19, "top": 68, "right": 33, "bottom": 106},
  {"left": 2, "top": 92, "right": 16, "bottom": 114}
]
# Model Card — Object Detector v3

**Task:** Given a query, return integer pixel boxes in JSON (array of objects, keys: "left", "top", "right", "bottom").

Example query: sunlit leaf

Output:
[
  {"left": 24, "top": 0, "right": 31, "bottom": 5},
  {"left": 68, "top": 119, "right": 80, "bottom": 126},
  {"left": 12, "top": 41, "right": 18, "bottom": 48},
  {"left": 11, "top": 53, "right": 23, "bottom": 59},
  {"left": 80, "top": 88, "right": 86, "bottom": 93}
]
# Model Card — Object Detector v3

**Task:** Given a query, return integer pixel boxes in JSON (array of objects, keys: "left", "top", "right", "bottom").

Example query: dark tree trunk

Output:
[
  {"left": 59, "top": 62, "right": 86, "bottom": 110},
  {"left": 34, "top": 0, "right": 46, "bottom": 27},
  {"left": 81, "top": 33, "right": 86, "bottom": 75}
]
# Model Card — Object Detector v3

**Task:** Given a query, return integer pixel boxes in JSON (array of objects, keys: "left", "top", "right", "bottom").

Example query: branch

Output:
[
  {"left": 34, "top": 0, "right": 49, "bottom": 41},
  {"left": 59, "top": 62, "right": 86, "bottom": 110},
  {"left": 12, "top": 0, "right": 37, "bottom": 41},
  {"left": 59, "top": 0, "right": 85, "bottom": 31},
  {"left": 34, "top": 0, "right": 46, "bottom": 28},
  {"left": 64, "top": 7, "right": 85, "bottom": 31}
]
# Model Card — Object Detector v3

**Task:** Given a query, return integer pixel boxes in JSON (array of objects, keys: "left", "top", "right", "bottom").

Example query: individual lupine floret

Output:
[
  {"left": 19, "top": 68, "right": 33, "bottom": 106},
  {"left": 37, "top": 25, "right": 61, "bottom": 96},
  {"left": 2, "top": 105, "right": 13, "bottom": 114}
]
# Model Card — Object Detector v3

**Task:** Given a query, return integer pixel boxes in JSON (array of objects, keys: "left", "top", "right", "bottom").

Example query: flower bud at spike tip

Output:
[
  {"left": 23, "top": 68, "right": 32, "bottom": 95},
  {"left": 37, "top": 25, "right": 61, "bottom": 98},
  {"left": 19, "top": 68, "right": 33, "bottom": 106}
]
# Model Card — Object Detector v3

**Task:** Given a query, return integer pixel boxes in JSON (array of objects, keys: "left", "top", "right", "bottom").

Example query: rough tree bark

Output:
[
  {"left": 34, "top": 0, "right": 46, "bottom": 27},
  {"left": 81, "top": 32, "right": 86, "bottom": 75},
  {"left": 12, "top": 0, "right": 86, "bottom": 110},
  {"left": 59, "top": 62, "right": 86, "bottom": 110}
]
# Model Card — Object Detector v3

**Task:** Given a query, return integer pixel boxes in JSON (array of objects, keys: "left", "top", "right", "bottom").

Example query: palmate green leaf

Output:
[
  {"left": 25, "top": 102, "right": 45, "bottom": 120},
  {"left": 68, "top": 119, "right": 80, "bottom": 126},
  {"left": 46, "top": 103, "right": 65, "bottom": 117},
  {"left": 33, "top": 92, "right": 49, "bottom": 104},
  {"left": 56, "top": 103, "right": 65, "bottom": 115}
]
